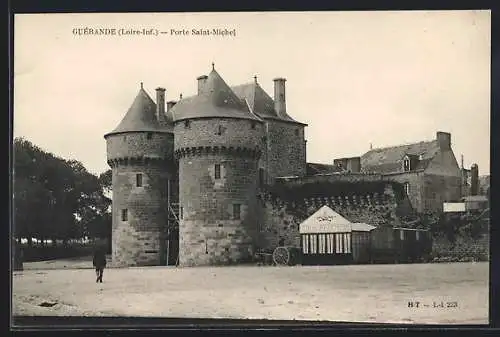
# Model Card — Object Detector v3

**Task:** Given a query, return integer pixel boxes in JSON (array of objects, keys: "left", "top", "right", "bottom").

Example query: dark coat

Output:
[{"left": 93, "top": 250, "right": 107, "bottom": 269}]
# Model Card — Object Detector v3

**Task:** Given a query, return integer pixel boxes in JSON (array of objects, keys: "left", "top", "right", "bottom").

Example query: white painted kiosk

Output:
[{"left": 299, "top": 205, "right": 375, "bottom": 265}]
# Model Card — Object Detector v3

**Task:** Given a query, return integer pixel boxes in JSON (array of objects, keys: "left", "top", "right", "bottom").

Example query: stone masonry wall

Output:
[
  {"left": 106, "top": 132, "right": 174, "bottom": 162},
  {"left": 174, "top": 117, "right": 263, "bottom": 266},
  {"left": 111, "top": 163, "right": 173, "bottom": 267},
  {"left": 174, "top": 118, "right": 265, "bottom": 151},
  {"left": 257, "top": 182, "right": 407, "bottom": 252},
  {"left": 383, "top": 172, "right": 424, "bottom": 213},
  {"left": 178, "top": 153, "right": 260, "bottom": 266},
  {"left": 265, "top": 120, "right": 306, "bottom": 183},
  {"left": 422, "top": 174, "right": 462, "bottom": 212},
  {"left": 382, "top": 172, "right": 462, "bottom": 213}
]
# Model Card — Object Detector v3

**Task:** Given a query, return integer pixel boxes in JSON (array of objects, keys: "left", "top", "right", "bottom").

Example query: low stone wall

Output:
[
  {"left": 179, "top": 220, "right": 254, "bottom": 266},
  {"left": 431, "top": 233, "right": 489, "bottom": 262}
]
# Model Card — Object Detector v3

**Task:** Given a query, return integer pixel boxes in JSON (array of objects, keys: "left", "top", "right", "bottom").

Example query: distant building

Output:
[
  {"left": 357, "top": 132, "right": 463, "bottom": 213},
  {"left": 478, "top": 175, "right": 490, "bottom": 197},
  {"left": 461, "top": 195, "right": 489, "bottom": 212},
  {"left": 305, "top": 162, "right": 342, "bottom": 176}
]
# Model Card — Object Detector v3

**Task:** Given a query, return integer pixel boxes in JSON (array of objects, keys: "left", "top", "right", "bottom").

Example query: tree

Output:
[
  {"left": 13, "top": 138, "right": 112, "bottom": 244},
  {"left": 98, "top": 169, "right": 112, "bottom": 194}
]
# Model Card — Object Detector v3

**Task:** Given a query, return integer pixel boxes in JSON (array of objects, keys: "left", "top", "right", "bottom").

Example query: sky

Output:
[{"left": 14, "top": 11, "right": 491, "bottom": 176}]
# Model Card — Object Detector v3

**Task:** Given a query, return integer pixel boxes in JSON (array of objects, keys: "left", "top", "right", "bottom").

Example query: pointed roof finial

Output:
[
  {"left": 212, "top": 62, "right": 215, "bottom": 70},
  {"left": 140, "top": 82, "right": 144, "bottom": 89},
  {"left": 370, "top": 143, "right": 373, "bottom": 150},
  {"left": 179, "top": 93, "right": 183, "bottom": 99},
  {"left": 254, "top": 75, "right": 258, "bottom": 84}
]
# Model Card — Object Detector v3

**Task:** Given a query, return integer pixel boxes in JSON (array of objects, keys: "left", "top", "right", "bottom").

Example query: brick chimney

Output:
[
  {"left": 347, "top": 157, "right": 361, "bottom": 173},
  {"left": 155, "top": 87, "right": 166, "bottom": 124},
  {"left": 197, "top": 75, "right": 208, "bottom": 95},
  {"left": 436, "top": 131, "right": 451, "bottom": 151},
  {"left": 470, "top": 164, "right": 479, "bottom": 196},
  {"left": 273, "top": 78, "right": 287, "bottom": 118},
  {"left": 166, "top": 101, "right": 177, "bottom": 112}
]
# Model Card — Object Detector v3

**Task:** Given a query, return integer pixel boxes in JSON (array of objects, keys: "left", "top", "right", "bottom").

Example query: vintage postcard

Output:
[{"left": 12, "top": 10, "right": 491, "bottom": 326}]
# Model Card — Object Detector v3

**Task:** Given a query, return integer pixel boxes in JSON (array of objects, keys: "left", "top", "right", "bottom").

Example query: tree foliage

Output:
[{"left": 13, "top": 137, "right": 111, "bottom": 242}]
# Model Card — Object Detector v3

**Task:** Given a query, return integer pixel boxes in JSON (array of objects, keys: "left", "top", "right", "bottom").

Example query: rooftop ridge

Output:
[
  {"left": 105, "top": 86, "right": 173, "bottom": 137},
  {"left": 368, "top": 139, "right": 436, "bottom": 152}
]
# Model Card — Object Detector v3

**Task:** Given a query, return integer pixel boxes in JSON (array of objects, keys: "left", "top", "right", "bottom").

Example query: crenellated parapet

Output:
[
  {"left": 174, "top": 145, "right": 261, "bottom": 160},
  {"left": 107, "top": 156, "right": 174, "bottom": 168}
]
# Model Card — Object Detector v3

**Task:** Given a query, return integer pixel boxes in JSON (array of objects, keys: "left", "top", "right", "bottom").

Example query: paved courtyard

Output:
[{"left": 12, "top": 260, "right": 489, "bottom": 324}]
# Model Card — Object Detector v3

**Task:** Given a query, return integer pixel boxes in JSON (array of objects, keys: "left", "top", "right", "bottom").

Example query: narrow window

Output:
[
  {"left": 180, "top": 207, "right": 183, "bottom": 220},
  {"left": 121, "top": 209, "right": 128, "bottom": 221},
  {"left": 295, "top": 129, "right": 299, "bottom": 136},
  {"left": 416, "top": 231, "right": 420, "bottom": 241},
  {"left": 404, "top": 182, "right": 410, "bottom": 196},
  {"left": 136, "top": 173, "right": 143, "bottom": 187},
  {"left": 214, "top": 164, "right": 221, "bottom": 180},
  {"left": 258, "top": 168, "right": 265, "bottom": 186},
  {"left": 251, "top": 122, "right": 256, "bottom": 130},
  {"left": 216, "top": 125, "right": 224, "bottom": 135},
  {"left": 233, "top": 204, "right": 241, "bottom": 220},
  {"left": 184, "top": 120, "right": 191, "bottom": 129},
  {"left": 400, "top": 229, "right": 405, "bottom": 241},
  {"left": 146, "top": 132, "right": 153, "bottom": 140}
]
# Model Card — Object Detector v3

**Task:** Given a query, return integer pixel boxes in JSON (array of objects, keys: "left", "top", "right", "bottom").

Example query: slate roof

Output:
[
  {"left": 361, "top": 140, "right": 440, "bottom": 174},
  {"left": 169, "top": 69, "right": 262, "bottom": 122},
  {"left": 306, "top": 162, "right": 343, "bottom": 176},
  {"left": 105, "top": 87, "right": 173, "bottom": 137},
  {"left": 231, "top": 82, "right": 306, "bottom": 125},
  {"left": 462, "top": 195, "right": 489, "bottom": 202},
  {"left": 351, "top": 223, "right": 377, "bottom": 232}
]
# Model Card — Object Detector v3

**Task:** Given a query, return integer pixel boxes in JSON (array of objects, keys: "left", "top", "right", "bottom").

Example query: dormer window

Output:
[{"left": 403, "top": 157, "right": 411, "bottom": 172}]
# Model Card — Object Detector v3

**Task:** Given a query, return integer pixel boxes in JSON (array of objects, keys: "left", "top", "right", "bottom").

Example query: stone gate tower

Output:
[
  {"left": 171, "top": 65, "right": 264, "bottom": 266},
  {"left": 104, "top": 83, "right": 175, "bottom": 266}
]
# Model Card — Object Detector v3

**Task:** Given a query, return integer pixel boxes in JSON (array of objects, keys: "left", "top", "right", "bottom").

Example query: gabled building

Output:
[{"left": 359, "top": 131, "right": 462, "bottom": 213}]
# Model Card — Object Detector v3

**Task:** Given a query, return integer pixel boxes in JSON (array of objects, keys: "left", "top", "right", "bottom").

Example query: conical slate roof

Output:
[
  {"left": 231, "top": 81, "right": 305, "bottom": 125},
  {"left": 170, "top": 68, "right": 262, "bottom": 122},
  {"left": 105, "top": 86, "right": 172, "bottom": 137}
]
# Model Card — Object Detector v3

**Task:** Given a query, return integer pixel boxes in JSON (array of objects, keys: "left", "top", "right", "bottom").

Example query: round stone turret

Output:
[
  {"left": 104, "top": 85, "right": 175, "bottom": 267},
  {"left": 171, "top": 67, "right": 265, "bottom": 266}
]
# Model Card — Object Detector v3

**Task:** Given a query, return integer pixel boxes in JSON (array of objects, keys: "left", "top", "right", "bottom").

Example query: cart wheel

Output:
[{"left": 273, "top": 246, "right": 290, "bottom": 266}]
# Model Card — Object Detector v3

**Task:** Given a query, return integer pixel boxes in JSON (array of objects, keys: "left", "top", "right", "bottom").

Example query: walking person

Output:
[{"left": 92, "top": 247, "right": 107, "bottom": 283}]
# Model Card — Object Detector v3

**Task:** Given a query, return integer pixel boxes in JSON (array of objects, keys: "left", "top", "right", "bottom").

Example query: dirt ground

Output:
[{"left": 12, "top": 259, "right": 489, "bottom": 324}]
